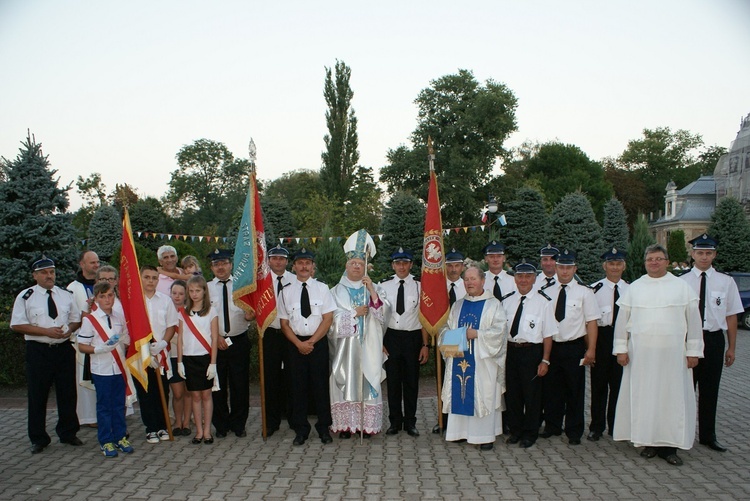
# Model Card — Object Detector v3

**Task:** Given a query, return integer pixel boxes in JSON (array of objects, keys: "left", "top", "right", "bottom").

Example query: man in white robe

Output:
[
  {"left": 613, "top": 244, "right": 704, "bottom": 466},
  {"left": 439, "top": 265, "right": 508, "bottom": 450}
]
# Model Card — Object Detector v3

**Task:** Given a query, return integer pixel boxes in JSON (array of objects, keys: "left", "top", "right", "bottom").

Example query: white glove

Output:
[
  {"left": 94, "top": 343, "right": 116, "bottom": 354},
  {"left": 206, "top": 363, "right": 217, "bottom": 380},
  {"left": 149, "top": 356, "right": 160, "bottom": 369},
  {"left": 154, "top": 339, "right": 167, "bottom": 352},
  {"left": 177, "top": 362, "right": 186, "bottom": 379}
]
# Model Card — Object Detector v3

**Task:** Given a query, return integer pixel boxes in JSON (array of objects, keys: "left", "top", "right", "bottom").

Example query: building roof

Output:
[{"left": 677, "top": 175, "right": 716, "bottom": 196}]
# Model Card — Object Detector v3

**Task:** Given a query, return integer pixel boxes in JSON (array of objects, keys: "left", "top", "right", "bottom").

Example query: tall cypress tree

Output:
[
  {"left": 625, "top": 213, "right": 656, "bottom": 282},
  {"left": 666, "top": 229, "right": 687, "bottom": 265},
  {"left": 0, "top": 133, "right": 79, "bottom": 295},
  {"left": 321, "top": 60, "right": 359, "bottom": 203},
  {"left": 708, "top": 197, "right": 750, "bottom": 272},
  {"left": 503, "top": 186, "right": 549, "bottom": 263},
  {"left": 549, "top": 192, "right": 603, "bottom": 283},
  {"left": 601, "top": 198, "right": 629, "bottom": 252}
]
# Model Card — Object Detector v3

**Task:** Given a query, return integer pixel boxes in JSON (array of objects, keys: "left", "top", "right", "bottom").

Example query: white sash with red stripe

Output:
[{"left": 84, "top": 313, "right": 137, "bottom": 404}]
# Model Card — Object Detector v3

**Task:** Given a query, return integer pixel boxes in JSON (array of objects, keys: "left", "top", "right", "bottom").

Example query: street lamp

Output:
[{"left": 485, "top": 195, "right": 505, "bottom": 242}]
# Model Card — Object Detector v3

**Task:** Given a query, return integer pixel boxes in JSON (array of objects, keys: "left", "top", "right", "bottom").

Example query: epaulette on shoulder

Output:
[
  {"left": 499, "top": 291, "right": 516, "bottom": 302},
  {"left": 540, "top": 280, "right": 556, "bottom": 291},
  {"left": 59, "top": 286, "right": 73, "bottom": 294},
  {"left": 413, "top": 277, "right": 420, "bottom": 282},
  {"left": 591, "top": 283, "right": 604, "bottom": 294},
  {"left": 22, "top": 288, "right": 34, "bottom": 300},
  {"left": 538, "top": 289, "right": 552, "bottom": 301},
  {"left": 379, "top": 276, "right": 395, "bottom": 284},
  {"left": 577, "top": 280, "right": 595, "bottom": 289},
  {"left": 312, "top": 278, "right": 327, "bottom": 286}
]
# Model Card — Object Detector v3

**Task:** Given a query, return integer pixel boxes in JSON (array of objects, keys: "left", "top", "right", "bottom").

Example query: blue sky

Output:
[{"left": 1, "top": 0, "right": 749, "bottom": 210}]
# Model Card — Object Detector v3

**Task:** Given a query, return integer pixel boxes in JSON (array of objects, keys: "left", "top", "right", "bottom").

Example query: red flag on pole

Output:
[
  {"left": 232, "top": 170, "right": 276, "bottom": 337},
  {"left": 419, "top": 144, "right": 450, "bottom": 338},
  {"left": 120, "top": 208, "right": 154, "bottom": 389}
]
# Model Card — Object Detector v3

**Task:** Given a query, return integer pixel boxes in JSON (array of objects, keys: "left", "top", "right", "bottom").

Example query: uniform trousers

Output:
[
  {"left": 26, "top": 341, "right": 79, "bottom": 446},
  {"left": 505, "top": 342, "right": 544, "bottom": 441},
  {"left": 92, "top": 373, "right": 126, "bottom": 445},
  {"left": 543, "top": 337, "right": 586, "bottom": 439},
  {"left": 589, "top": 326, "right": 623, "bottom": 435},
  {"left": 384, "top": 328, "right": 422, "bottom": 429},
  {"left": 287, "top": 335, "right": 332, "bottom": 438},
  {"left": 134, "top": 366, "right": 169, "bottom": 433},
  {"left": 212, "top": 331, "right": 250, "bottom": 434},
  {"left": 263, "top": 327, "right": 290, "bottom": 432},
  {"left": 693, "top": 330, "right": 725, "bottom": 442}
]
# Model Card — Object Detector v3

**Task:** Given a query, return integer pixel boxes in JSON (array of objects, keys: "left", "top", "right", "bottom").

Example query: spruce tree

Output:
[
  {"left": 549, "top": 192, "right": 603, "bottom": 283},
  {"left": 378, "top": 192, "right": 425, "bottom": 274},
  {"left": 708, "top": 197, "right": 750, "bottom": 272},
  {"left": 88, "top": 205, "right": 122, "bottom": 262},
  {"left": 601, "top": 198, "right": 629, "bottom": 253},
  {"left": 625, "top": 214, "right": 656, "bottom": 282},
  {"left": 313, "top": 224, "right": 347, "bottom": 286},
  {"left": 666, "top": 230, "right": 687, "bottom": 265},
  {"left": 0, "top": 133, "right": 79, "bottom": 295},
  {"left": 503, "top": 187, "right": 549, "bottom": 264}
]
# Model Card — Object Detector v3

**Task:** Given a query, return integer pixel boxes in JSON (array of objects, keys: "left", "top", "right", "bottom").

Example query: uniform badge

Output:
[
  {"left": 716, "top": 297, "right": 721, "bottom": 306},
  {"left": 529, "top": 320, "right": 535, "bottom": 329}
]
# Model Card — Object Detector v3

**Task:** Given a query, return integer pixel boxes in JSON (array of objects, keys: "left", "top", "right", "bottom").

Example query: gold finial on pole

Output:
[
  {"left": 248, "top": 138, "right": 257, "bottom": 174},
  {"left": 427, "top": 136, "right": 435, "bottom": 172}
]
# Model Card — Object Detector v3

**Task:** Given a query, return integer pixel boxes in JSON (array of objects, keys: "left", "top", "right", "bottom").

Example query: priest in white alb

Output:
[
  {"left": 613, "top": 244, "right": 704, "bottom": 466},
  {"left": 439, "top": 264, "right": 508, "bottom": 450}
]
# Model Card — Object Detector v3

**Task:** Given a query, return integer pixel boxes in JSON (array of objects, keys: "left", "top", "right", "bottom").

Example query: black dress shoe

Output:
[
  {"left": 60, "top": 437, "right": 84, "bottom": 446},
  {"left": 640, "top": 447, "right": 657, "bottom": 458},
  {"left": 266, "top": 427, "right": 279, "bottom": 437},
  {"left": 479, "top": 443, "right": 494, "bottom": 451},
  {"left": 339, "top": 431, "right": 351, "bottom": 439},
  {"left": 405, "top": 426, "right": 420, "bottom": 437},
  {"left": 568, "top": 438, "right": 581, "bottom": 445},
  {"left": 431, "top": 424, "right": 442, "bottom": 434},
  {"left": 215, "top": 431, "right": 227, "bottom": 438},
  {"left": 539, "top": 430, "right": 561, "bottom": 439},
  {"left": 519, "top": 439, "right": 536, "bottom": 448},
  {"left": 191, "top": 437, "right": 203, "bottom": 444},
  {"left": 506, "top": 434, "right": 520, "bottom": 445},
  {"left": 587, "top": 431, "right": 602, "bottom": 442},
  {"left": 30, "top": 443, "right": 47, "bottom": 454},
  {"left": 203, "top": 436, "right": 214, "bottom": 444},
  {"left": 700, "top": 440, "right": 727, "bottom": 452},
  {"left": 320, "top": 433, "right": 333, "bottom": 444},
  {"left": 293, "top": 435, "right": 306, "bottom": 446},
  {"left": 235, "top": 430, "right": 247, "bottom": 438},
  {"left": 385, "top": 426, "right": 399, "bottom": 435},
  {"left": 181, "top": 428, "right": 192, "bottom": 437}
]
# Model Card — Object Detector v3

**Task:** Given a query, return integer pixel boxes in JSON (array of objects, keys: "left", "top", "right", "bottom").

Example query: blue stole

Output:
[
  {"left": 451, "top": 299, "right": 486, "bottom": 416},
  {"left": 345, "top": 284, "right": 378, "bottom": 399}
]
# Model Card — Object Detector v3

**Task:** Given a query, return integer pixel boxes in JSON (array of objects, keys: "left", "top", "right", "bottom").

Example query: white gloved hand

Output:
[
  {"left": 206, "top": 363, "right": 217, "bottom": 380},
  {"left": 149, "top": 356, "right": 160, "bottom": 369},
  {"left": 177, "top": 362, "right": 186, "bottom": 379},
  {"left": 149, "top": 344, "right": 159, "bottom": 356},
  {"left": 154, "top": 340, "right": 167, "bottom": 352},
  {"left": 94, "top": 343, "right": 116, "bottom": 354}
]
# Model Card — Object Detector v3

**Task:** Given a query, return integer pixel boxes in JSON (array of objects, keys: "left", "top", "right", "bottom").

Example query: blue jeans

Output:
[{"left": 92, "top": 374, "right": 127, "bottom": 445}]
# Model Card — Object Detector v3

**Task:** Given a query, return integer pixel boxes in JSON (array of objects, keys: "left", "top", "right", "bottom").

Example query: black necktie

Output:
[
  {"left": 221, "top": 280, "right": 230, "bottom": 333},
  {"left": 510, "top": 296, "right": 526, "bottom": 338},
  {"left": 493, "top": 276, "right": 502, "bottom": 300},
  {"left": 277, "top": 275, "right": 283, "bottom": 294},
  {"left": 449, "top": 283, "right": 457, "bottom": 306},
  {"left": 699, "top": 272, "right": 706, "bottom": 326},
  {"left": 555, "top": 284, "right": 567, "bottom": 322},
  {"left": 301, "top": 282, "right": 311, "bottom": 318},
  {"left": 396, "top": 280, "right": 405, "bottom": 315},
  {"left": 106, "top": 315, "right": 112, "bottom": 329},
  {"left": 612, "top": 284, "right": 620, "bottom": 329},
  {"left": 546, "top": 277, "right": 554, "bottom": 286},
  {"left": 47, "top": 290, "right": 58, "bottom": 319}
]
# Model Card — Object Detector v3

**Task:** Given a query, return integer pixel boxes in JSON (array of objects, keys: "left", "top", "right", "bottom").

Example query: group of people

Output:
[
  {"left": 437, "top": 235, "right": 741, "bottom": 466},
  {"left": 11, "top": 229, "right": 741, "bottom": 466}
]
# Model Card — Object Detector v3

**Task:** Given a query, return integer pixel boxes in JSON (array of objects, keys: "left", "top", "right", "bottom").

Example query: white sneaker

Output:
[
  {"left": 146, "top": 432, "right": 159, "bottom": 444},
  {"left": 157, "top": 430, "right": 170, "bottom": 441}
]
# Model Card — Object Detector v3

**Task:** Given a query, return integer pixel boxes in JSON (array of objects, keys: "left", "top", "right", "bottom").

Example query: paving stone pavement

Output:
[{"left": 2, "top": 331, "right": 749, "bottom": 500}]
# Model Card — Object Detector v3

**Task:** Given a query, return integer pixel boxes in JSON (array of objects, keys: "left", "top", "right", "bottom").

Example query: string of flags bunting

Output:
[{"left": 78, "top": 224, "right": 499, "bottom": 246}]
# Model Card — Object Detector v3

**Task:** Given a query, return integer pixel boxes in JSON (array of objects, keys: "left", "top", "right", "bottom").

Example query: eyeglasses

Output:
[
  {"left": 98, "top": 278, "right": 117, "bottom": 283},
  {"left": 645, "top": 258, "right": 668, "bottom": 263}
]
